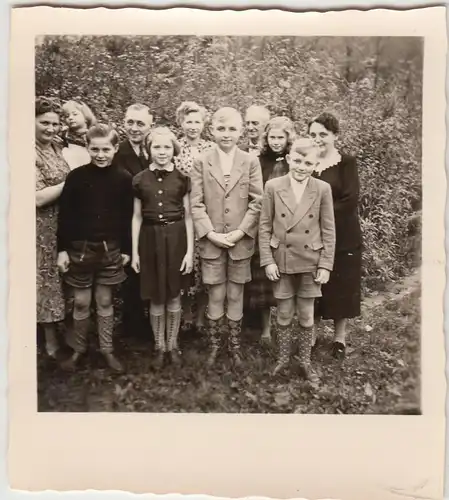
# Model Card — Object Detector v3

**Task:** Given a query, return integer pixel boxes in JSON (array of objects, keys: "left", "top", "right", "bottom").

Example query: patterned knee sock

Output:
[
  {"left": 298, "top": 324, "right": 314, "bottom": 365},
  {"left": 70, "top": 316, "right": 90, "bottom": 354},
  {"left": 206, "top": 315, "right": 225, "bottom": 351},
  {"left": 98, "top": 314, "right": 114, "bottom": 354},
  {"left": 150, "top": 311, "right": 166, "bottom": 352},
  {"left": 276, "top": 323, "right": 292, "bottom": 365},
  {"left": 166, "top": 308, "right": 182, "bottom": 352},
  {"left": 228, "top": 317, "right": 242, "bottom": 352}
]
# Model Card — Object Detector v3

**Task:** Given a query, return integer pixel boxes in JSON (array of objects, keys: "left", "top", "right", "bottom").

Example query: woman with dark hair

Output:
[
  {"left": 308, "top": 112, "right": 362, "bottom": 358},
  {"left": 244, "top": 116, "right": 296, "bottom": 343},
  {"left": 35, "top": 96, "right": 71, "bottom": 358}
]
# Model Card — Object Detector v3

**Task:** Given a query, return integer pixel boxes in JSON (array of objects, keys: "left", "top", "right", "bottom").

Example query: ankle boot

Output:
[{"left": 60, "top": 316, "right": 90, "bottom": 371}]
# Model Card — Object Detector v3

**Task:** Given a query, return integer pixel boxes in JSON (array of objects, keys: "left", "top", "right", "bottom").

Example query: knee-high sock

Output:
[
  {"left": 166, "top": 307, "right": 182, "bottom": 351},
  {"left": 70, "top": 313, "right": 90, "bottom": 354},
  {"left": 97, "top": 313, "right": 114, "bottom": 354},
  {"left": 150, "top": 310, "right": 166, "bottom": 352},
  {"left": 298, "top": 324, "right": 314, "bottom": 365}
]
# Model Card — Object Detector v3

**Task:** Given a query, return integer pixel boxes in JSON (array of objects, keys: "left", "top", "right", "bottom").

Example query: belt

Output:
[{"left": 143, "top": 217, "right": 184, "bottom": 226}]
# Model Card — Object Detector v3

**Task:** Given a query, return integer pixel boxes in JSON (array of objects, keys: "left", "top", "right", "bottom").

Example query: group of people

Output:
[{"left": 36, "top": 97, "right": 362, "bottom": 383}]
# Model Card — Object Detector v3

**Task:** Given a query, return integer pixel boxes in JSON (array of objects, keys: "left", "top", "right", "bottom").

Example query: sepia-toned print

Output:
[{"left": 35, "top": 34, "right": 422, "bottom": 414}]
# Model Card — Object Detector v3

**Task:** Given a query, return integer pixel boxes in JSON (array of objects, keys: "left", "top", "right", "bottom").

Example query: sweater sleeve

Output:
[
  {"left": 120, "top": 170, "right": 134, "bottom": 256},
  {"left": 56, "top": 170, "right": 77, "bottom": 252}
]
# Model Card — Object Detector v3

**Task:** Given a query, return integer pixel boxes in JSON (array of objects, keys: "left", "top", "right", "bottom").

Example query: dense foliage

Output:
[{"left": 36, "top": 35, "right": 423, "bottom": 293}]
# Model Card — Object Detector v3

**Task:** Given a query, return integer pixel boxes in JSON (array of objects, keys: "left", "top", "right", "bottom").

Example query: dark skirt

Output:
[
  {"left": 244, "top": 244, "right": 276, "bottom": 310},
  {"left": 315, "top": 247, "right": 362, "bottom": 320},
  {"left": 139, "top": 220, "right": 192, "bottom": 304}
]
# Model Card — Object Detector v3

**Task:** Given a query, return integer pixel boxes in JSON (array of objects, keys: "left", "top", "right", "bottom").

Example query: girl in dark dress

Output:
[
  {"left": 131, "top": 127, "right": 194, "bottom": 369},
  {"left": 308, "top": 112, "right": 362, "bottom": 358},
  {"left": 245, "top": 116, "right": 295, "bottom": 343}
]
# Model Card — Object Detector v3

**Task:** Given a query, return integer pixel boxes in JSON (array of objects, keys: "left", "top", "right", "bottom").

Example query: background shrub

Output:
[{"left": 35, "top": 35, "right": 423, "bottom": 294}]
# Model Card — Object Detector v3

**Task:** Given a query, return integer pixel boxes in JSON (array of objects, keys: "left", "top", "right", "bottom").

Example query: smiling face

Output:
[
  {"left": 181, "top": 111, "right": 204, "bottom": 142},
  {"left": 150, "top": 136, "right": 174, "bottom": 167},
  {"left": 287, "top": 149, "right": 319, "bottom": 183},
  {"left": 308, "top": 121, "right": 336, "bottom": 157},
  {"left": 35, "top": 112, "right": 60, "bottom": 145},
  {"left": 87, "top": 136, "right": 119, "bottom": 168},
  {"left": 245, "top": 109, "right": 268, "bottom": 141},
  {"left": 124, "top": 108, "right": 153, "bottom": 145},
  {"left": 64, "top": 105, "right": 87, "bottom": 132},
  {"left": 267, "top": 127, "right": 288, "bottom": 154},
  {"left": 211, "top": 117, "right": 242, "bottom": 153}
]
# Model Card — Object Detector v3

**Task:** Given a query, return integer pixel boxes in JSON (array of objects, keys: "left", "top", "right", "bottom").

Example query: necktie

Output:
[{"left": 138, "top": 144, "right": 147, "bottom": 165}]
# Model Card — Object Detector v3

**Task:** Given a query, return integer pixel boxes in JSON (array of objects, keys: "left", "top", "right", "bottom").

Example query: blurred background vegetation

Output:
[{"left": 36, "top": 35, "right": 423, "bottom": 294}]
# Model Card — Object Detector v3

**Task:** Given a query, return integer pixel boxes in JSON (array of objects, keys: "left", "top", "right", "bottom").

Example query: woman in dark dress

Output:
[
  {"left": 244, "top": 116, "right": 295, "bottom": 343},
  {"left": 308, "top": 112, "right": 362, "bottom": 358}
]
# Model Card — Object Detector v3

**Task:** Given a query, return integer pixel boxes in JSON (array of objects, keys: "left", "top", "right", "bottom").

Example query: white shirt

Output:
[
  {"left": 216, "top": 145, "right": 237, "bottom": 180},
  {"left": 290, "top": 175, "right": 309, "bottom": 205},
  {"left": 62, "top": 144, "right": 91, "bottom": 171}
]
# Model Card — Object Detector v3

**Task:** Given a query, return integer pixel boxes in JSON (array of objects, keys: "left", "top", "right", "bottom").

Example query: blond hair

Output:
[
  {"left": 211, "top": 107, "right": 243, "bottom": 126},
  {"left": 62, "top": 100, "right": 97, "bottom": 128},
  {"left": 289, "top": 137, "right": 318, "bottom": 156},
  {"left": 176, "top": 101, "right": 208, "bottom": 126},
  {"left": 145, "top": 126, "right": 181, "bottom": 157}
]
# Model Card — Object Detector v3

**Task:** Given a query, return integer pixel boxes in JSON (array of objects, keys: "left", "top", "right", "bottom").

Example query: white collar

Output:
[
  {"left": 216, "top": 144, "right": 237, "bottom": 158},
  {"left": 290, "top": 175, "right": 309, "bottom": 189},
  {"left": 314, "top": 148, "right": 341, "bottom": 175},
  {"left": 149, "top": 162, "right": 174, "bottom": 172}
]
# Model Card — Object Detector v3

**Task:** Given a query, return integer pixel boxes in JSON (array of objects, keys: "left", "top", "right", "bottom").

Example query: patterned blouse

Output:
[{"left": 174, "top": 137, "right": 214, "bottom": 177}]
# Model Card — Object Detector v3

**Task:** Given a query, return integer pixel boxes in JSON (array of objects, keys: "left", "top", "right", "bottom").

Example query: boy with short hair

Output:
[
  {"left": 190, "top": 107, "right": 263, "bottom": 367},
  {"left": 259, "top": 137, "right": 336, "bottom": 381},
  {"left": 57, "top": 124, "right": 134, "bottom": 372}
]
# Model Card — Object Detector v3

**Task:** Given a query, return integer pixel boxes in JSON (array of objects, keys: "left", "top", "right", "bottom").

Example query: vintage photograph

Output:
[{"left": 35, "top": 34, "right": 422, "bottom": 414}]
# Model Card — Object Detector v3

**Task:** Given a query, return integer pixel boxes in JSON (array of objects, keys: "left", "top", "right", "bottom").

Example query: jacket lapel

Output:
[
  {"left": 276, "top": 176, "right": 297, "bottom": 215},
  {"left": 288, "top": 178, "right": 318, "bottom": 230},
  {"left": 206, "top": 148, "right": 226, "bottom": 190},
  {"left": 226, "top": 149, "right": 245, "bottom": 193}
]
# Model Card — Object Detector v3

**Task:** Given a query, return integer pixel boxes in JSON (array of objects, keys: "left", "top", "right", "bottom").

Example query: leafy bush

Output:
[{"left": 35, "top": 35, "right": 422, "bottom": 293}]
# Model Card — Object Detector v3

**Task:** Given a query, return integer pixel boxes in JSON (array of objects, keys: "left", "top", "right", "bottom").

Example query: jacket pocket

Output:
[
  {"left": 240, "top": 182, "right": 249, "bottom": 198},
  {"left": 270, "top": 236, "right": 280, "bottom": 249},
  {"left": 310, "top": 241, "right": 324, "bottom": 251}
]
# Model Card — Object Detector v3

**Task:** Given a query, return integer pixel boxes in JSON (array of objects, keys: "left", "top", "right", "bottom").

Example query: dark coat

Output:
[{"left": 113, "top": 139, "right": 149, "bottom": 177}]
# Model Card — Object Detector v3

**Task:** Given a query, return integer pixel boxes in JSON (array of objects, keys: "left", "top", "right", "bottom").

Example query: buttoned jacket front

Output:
[
  {"left": 259, "top": 175, "right": 336, "bottom": 274},
  {"left": 190, "top": 146, "right": 263, "bottom": 260}
]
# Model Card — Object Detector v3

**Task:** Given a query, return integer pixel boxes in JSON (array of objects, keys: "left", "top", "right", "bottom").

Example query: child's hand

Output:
[
  {"left": 225, "top": 229, "right": 245, "bottom": 244},
  {"left": 265, "top": 263, "right": 280, "bottom": 281},
  {"left": 121, "top": 254, "right": 131, "bottom": 266},
  {"left": 314, "top": 268, "right": 330, "bottom": 284},
  {"left": 180, "top": 252, "right": 194, "bottom": 275},
  {"left": 131, "top": 255, "right": 140, "bottom": 273},
  {"left": 57, "top": 251, "right": 70, "bottom": 274},
  {"left": 207, "top": 231, "right": 235, "bottom": 248}
]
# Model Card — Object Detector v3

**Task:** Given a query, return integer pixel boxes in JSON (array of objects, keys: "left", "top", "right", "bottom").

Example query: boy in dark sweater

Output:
[{"left": 57, "top": 124, "right": 133, "bottom": 372}]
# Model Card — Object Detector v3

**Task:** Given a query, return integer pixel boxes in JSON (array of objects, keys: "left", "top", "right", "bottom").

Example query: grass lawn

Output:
[{"left": 37, "top": 272, "right": 420, "bottom": 414}]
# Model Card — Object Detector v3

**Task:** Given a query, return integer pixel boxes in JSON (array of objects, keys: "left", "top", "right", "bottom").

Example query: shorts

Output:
[
  {"left": 64, "top": 240, "right": 127, "bottom": 289},
  {"left": 201, "top": 252, "right": 251, "bottom": 285},
  {"left": 273, "top": 272, "right": 322, "bottom": 300}
]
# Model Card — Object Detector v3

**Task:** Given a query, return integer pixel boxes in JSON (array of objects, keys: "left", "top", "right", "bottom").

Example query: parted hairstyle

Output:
[
  {"left": 35, "top": 96, "right": 62, "bottom": 117},
  {"left": 289, "top": 137, "right": 319, "bottom": 157},
  {"left": 176, "top": 101, "right": 208, "bottom": 127},
  {"left": 245, "top": 104, "right": 271, "bottom": 124},
  {"left": 62, "top": 100, "right": 97, "bottom": 128},
  {"left": 86, "top": 123, "right": 119, "bottom": 146},
  {"left": 211, "top": 107, "right": 243, "bottom": 126},
  {"left": 144, "top": 126, "right": 181, "bottom": 157},
  {"left": 260, "top": 116, "right": 296, "bottom": 155},
  {"left": 307, "top": 112, "right": 340, "bottom": 136}
]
